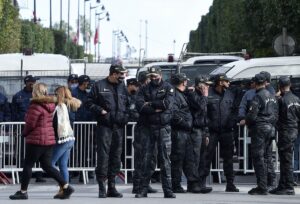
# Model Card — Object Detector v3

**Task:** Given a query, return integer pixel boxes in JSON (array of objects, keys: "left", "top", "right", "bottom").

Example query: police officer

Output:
[
  {"left": 131, "top": 74, "right": 158, "bottom": 194},
  {"left": 260, "top": 71, "right": 276, "bottom": 188},
  {"left": 72, "top": 75, "right": 95, "bottom": 181},
  {"left": 205, "top": 73, "right": 239, "bottom": 192},
  {"left": 67, "top": 74, "right": 79, "bottom": 90},
  {"left": 86, "top": 64, "right": 129, "bottom": 198},
  {"left": 187, "top": 75, "right": 212, "bottom": 194},
  {"left": 12, "top": 75, "right": 39, "bottom": 121},
  {"left": 270, "top": 76, "right": 300, "bottom": 195},
  {"left": 72, "top": 75, "right": 93, "bottom": 122},
  {"left": 246, "top": 73, "right": 278, "bottom": 195},
  {"left": 170, "top": 73, "right": 196, "bottom": 193},
  {"left": 135, "top": 66, "right": 175, "bottom": 198},
  {"left": 127, "top": 78, "right": 140, "bottom": 122}
]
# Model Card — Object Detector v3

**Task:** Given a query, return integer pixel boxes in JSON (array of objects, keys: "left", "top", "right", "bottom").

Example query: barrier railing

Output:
[{"left": 1, "top": 122, "right": 300, "bottom": 185}]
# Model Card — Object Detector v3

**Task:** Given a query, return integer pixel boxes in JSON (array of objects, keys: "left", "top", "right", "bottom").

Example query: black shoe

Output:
[
  {"left": 147, "top": 185, "right": 157, "bottom": 193},
  {"left": 35, "top": 177, "right": 46, "bottom": 183},
  {"left": 9, "top": 191, "right": 28, "bottom": 200},
  {"left": 225, "top": 183, "right": 239, "bottom": 192},
  {"left": 172, "top": 186, "right": 186, "bottom": 193},
  {"left": 135, "top": 191, "right": 147, "bottom": 198},
  {"left": 164, "top": 192, "right": 176, "bottom": 198},
  {"left": 53, "top": 188, "right": 63, "bottom": 199},
  {"left": 58, "top": 185, "right": 74, "bottom": 199},
  {"left": 269, "top": 187, "right": 295, "bottom": 195},
  {"left": 200, "top": 187, "right": 213, "bottom": 194},
  {"left": 189, "top": 181, "right": 202, "bottom": 193},
  {"left": 132, "top": 186, "right": 140, "bottom": 194},
  {"left": 248, "top": 187, "right": 268, "bottom": 195},
  {"left": 107, "top": 187, "right": 123, "bottom": 198}
]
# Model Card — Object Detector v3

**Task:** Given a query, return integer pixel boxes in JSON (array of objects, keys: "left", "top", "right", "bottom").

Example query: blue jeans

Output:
[{"left": 52, "top": 140, "right": 75, "bottom": 182}]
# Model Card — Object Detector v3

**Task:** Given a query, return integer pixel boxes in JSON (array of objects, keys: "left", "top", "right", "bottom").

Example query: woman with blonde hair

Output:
[
  {"left": 51, "top": 86, "right": 81, "bottom": 199},
  {"left": 9, "top": 83, "right": 74, "bottom": 200}
]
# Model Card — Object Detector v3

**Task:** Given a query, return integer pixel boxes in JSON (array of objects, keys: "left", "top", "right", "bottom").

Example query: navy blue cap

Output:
[
  {"left": 78, "top": 75, "right": 90, "bottom": 84},
  {"left": 260, "top": 71, "right": 271, "bottom": 83},
  {"left": 109, "top": 64, "right": 127, "bottom": 73},
  {"left": 195, "top": 75, "right": 213, "bottom": 85},
  {"left": 214, "top": 73, "right": 231, "bottom": 82},
  {"left": 24, "top": 75, "right": 39, "bottom": 84},
  {"left": 68, "top": 74, "right": 78, "bottom": 82},
  {"left": 147, "top": 66, "right": 162, "bottom": 76}
]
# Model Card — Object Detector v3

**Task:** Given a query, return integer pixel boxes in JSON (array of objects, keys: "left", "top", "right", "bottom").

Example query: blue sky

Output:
[{"left": 18, "top": 0, "right": 213, "bottom": 59}]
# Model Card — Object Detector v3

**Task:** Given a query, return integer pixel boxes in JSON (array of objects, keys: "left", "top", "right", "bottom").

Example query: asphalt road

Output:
[{"left": 1, "top": 183, "right": 300, "bottom": 204}]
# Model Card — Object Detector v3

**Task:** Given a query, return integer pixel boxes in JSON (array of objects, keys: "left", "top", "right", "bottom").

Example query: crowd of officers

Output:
[{"left": 1, "top": 64, "right": 300, "bottom": 198}]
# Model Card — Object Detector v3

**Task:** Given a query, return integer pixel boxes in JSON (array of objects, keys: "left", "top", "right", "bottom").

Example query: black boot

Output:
[
  {"left": 107, "top": 177, "right": 123, "bottom": 198},
  {"left": 189, "top": 181, "right": 202, "bottom": 193},
  {"left": 97, "top": 179, "right": 107, "bottom": 198},
  {"left": 172, "top": 182, "right": 186, "bottom": 193},
  {"left": 135, "top": 188, "right": 147, "bottom": 198},
  {"left": 199, "top": 177, "right": 212, "bottom": 194},
  {"left": 132, "top": 179, "right": 140, "bottom": 194},
  {"left": 164, "top": 191, "right": 176, "bottom": 198},
  {"left": 147, "top": 185, "right": 158, "bottom": 193},
  {"left": 225, "top": 182, "right": 239, "bottom": 192}
]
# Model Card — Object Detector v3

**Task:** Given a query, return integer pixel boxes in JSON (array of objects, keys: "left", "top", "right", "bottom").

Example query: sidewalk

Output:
[{"left": 1, "top": 183, "right": 300, "bottom": 204}]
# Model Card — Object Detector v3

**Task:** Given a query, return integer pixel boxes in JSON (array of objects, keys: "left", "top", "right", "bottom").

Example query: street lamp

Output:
[
  {"left": 83, "top": 0, "right": 91, "bottom": 53},
  {"left": 95, "top": 11, "right": 110, "bottom": 62},
  {"left": 89, "top": 4, "right": 104, "bottom": 54}
]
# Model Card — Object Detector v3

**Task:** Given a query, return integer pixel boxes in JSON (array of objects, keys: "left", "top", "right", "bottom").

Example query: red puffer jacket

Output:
[{"left": 22, "top": 96, "right": 56, "bottom": 146}]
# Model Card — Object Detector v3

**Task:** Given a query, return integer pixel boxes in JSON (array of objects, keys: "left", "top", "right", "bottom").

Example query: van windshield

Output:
[
  {"left": 210, "top": 65, "right": 233, "bottom": 75},
  {"left": 180, "top": 64, "right": 219, "bottom": 85}
]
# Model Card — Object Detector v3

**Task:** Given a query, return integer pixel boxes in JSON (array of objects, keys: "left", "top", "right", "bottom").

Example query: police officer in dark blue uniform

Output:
[
  {"left": 11, "top": 75, "right": 39, "bottom": 121},
  {"left": 72, "top": 75, "right": 95, "bottom": 181},
  {"left": 127, "top": 78, "right": 140, "bottom": 122},
  {"left": 205, "top": 73, "right": 239, "bottom": 192},
  {"left": 246, "top": 73, "right": 278, "bottom": 195},
  {"left": 135, "top": 66, "right": 176, "bottom": 198},
  {"left": 67, "top": 74, "right": 79, "bottom": 90},
  {"left": 270, "top": 76, "right": 300, "bottom": 195},
  {"left": 86, "top": 64, "right": 129, "bottom": 198}
]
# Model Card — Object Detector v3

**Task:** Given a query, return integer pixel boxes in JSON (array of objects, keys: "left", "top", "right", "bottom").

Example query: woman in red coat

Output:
[{"left": 9, "top": 83, "right": 74, "bottom": 200}]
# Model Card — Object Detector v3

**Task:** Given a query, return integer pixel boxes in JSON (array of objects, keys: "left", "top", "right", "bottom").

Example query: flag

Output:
[{"left": 94, "top": 27, "right": 99, "bottom": 45}]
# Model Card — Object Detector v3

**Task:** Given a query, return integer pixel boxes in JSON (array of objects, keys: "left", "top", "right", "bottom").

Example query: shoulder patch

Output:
[{"left": 170, "top": 88, "right": 174, "bottom": 93}]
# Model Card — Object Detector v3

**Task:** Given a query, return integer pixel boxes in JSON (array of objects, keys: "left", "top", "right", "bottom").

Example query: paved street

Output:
[{"left": 1, "top": 183, "right": 300, "bottom": 204}]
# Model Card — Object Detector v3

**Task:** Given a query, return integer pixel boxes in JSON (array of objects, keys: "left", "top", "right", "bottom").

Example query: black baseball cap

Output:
[
  {"left": 78, "top": 75, "right": 90, "bottom": 84},
  {"left": 254, "top": 73, "right": 266, "bottom": 84},
  {"left": 214, "top": 73, "right": 231, "bottom": 83},
  {"left": 195, "top": 75, "right": 213, "bottom": 85},
  {"left": 127, "top": 78, "right": 139, "bottom": 86},
  {"left": 171, "top": 73, "right": 189, "bottom": 85},
  {"left": 260, "top": 71, "right": 271, "bottom": 83},
  {"left": 109, "top": 64, "right": 128, "bottom": 74},
  {"left": 147, "top": 66, "right": 162, "bottom": 76},
  {"left": 278, "top": 76, "right": 291, "bottom": 87},
  {"left": 24, "top": 75, "right": 39, "bottom": 84},
  {"left": 68, "top": 74, "right": 78, "bottom": 82}
]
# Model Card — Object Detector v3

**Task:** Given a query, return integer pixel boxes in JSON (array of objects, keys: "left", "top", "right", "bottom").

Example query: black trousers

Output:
[
  {"left": 21, "top": 144, "right": 66, "bottom": 190},
  {"left": 171, "top": 129, "right": 198, "bottom": 185},
  {"left": 204, "top": 131, "right": 235, "bottom": 183},
  {"left": 140, "top": 125, "right": 172, "bottom": 194},
  {"left": 278, "top": 128, "right": 298, "bottom": 190},
  {"left": 95, "top": 125, "right": 123, "bottom": 179},
  {"left": 132, "top": 123, "right": 157, "bottom": 188},
  {"left": 250, "top": 124, "right": 273, "bottom": 191}
]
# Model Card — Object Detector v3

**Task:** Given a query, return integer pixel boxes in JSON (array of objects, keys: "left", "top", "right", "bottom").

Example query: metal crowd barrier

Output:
[{"left": 1, "top": 122, "right": 300, "bottom": 185}]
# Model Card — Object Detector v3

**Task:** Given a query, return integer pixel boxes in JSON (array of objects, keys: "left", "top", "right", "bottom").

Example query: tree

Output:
[{"left": 0, "top": 0, "right": 21, "bottom": 53}]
